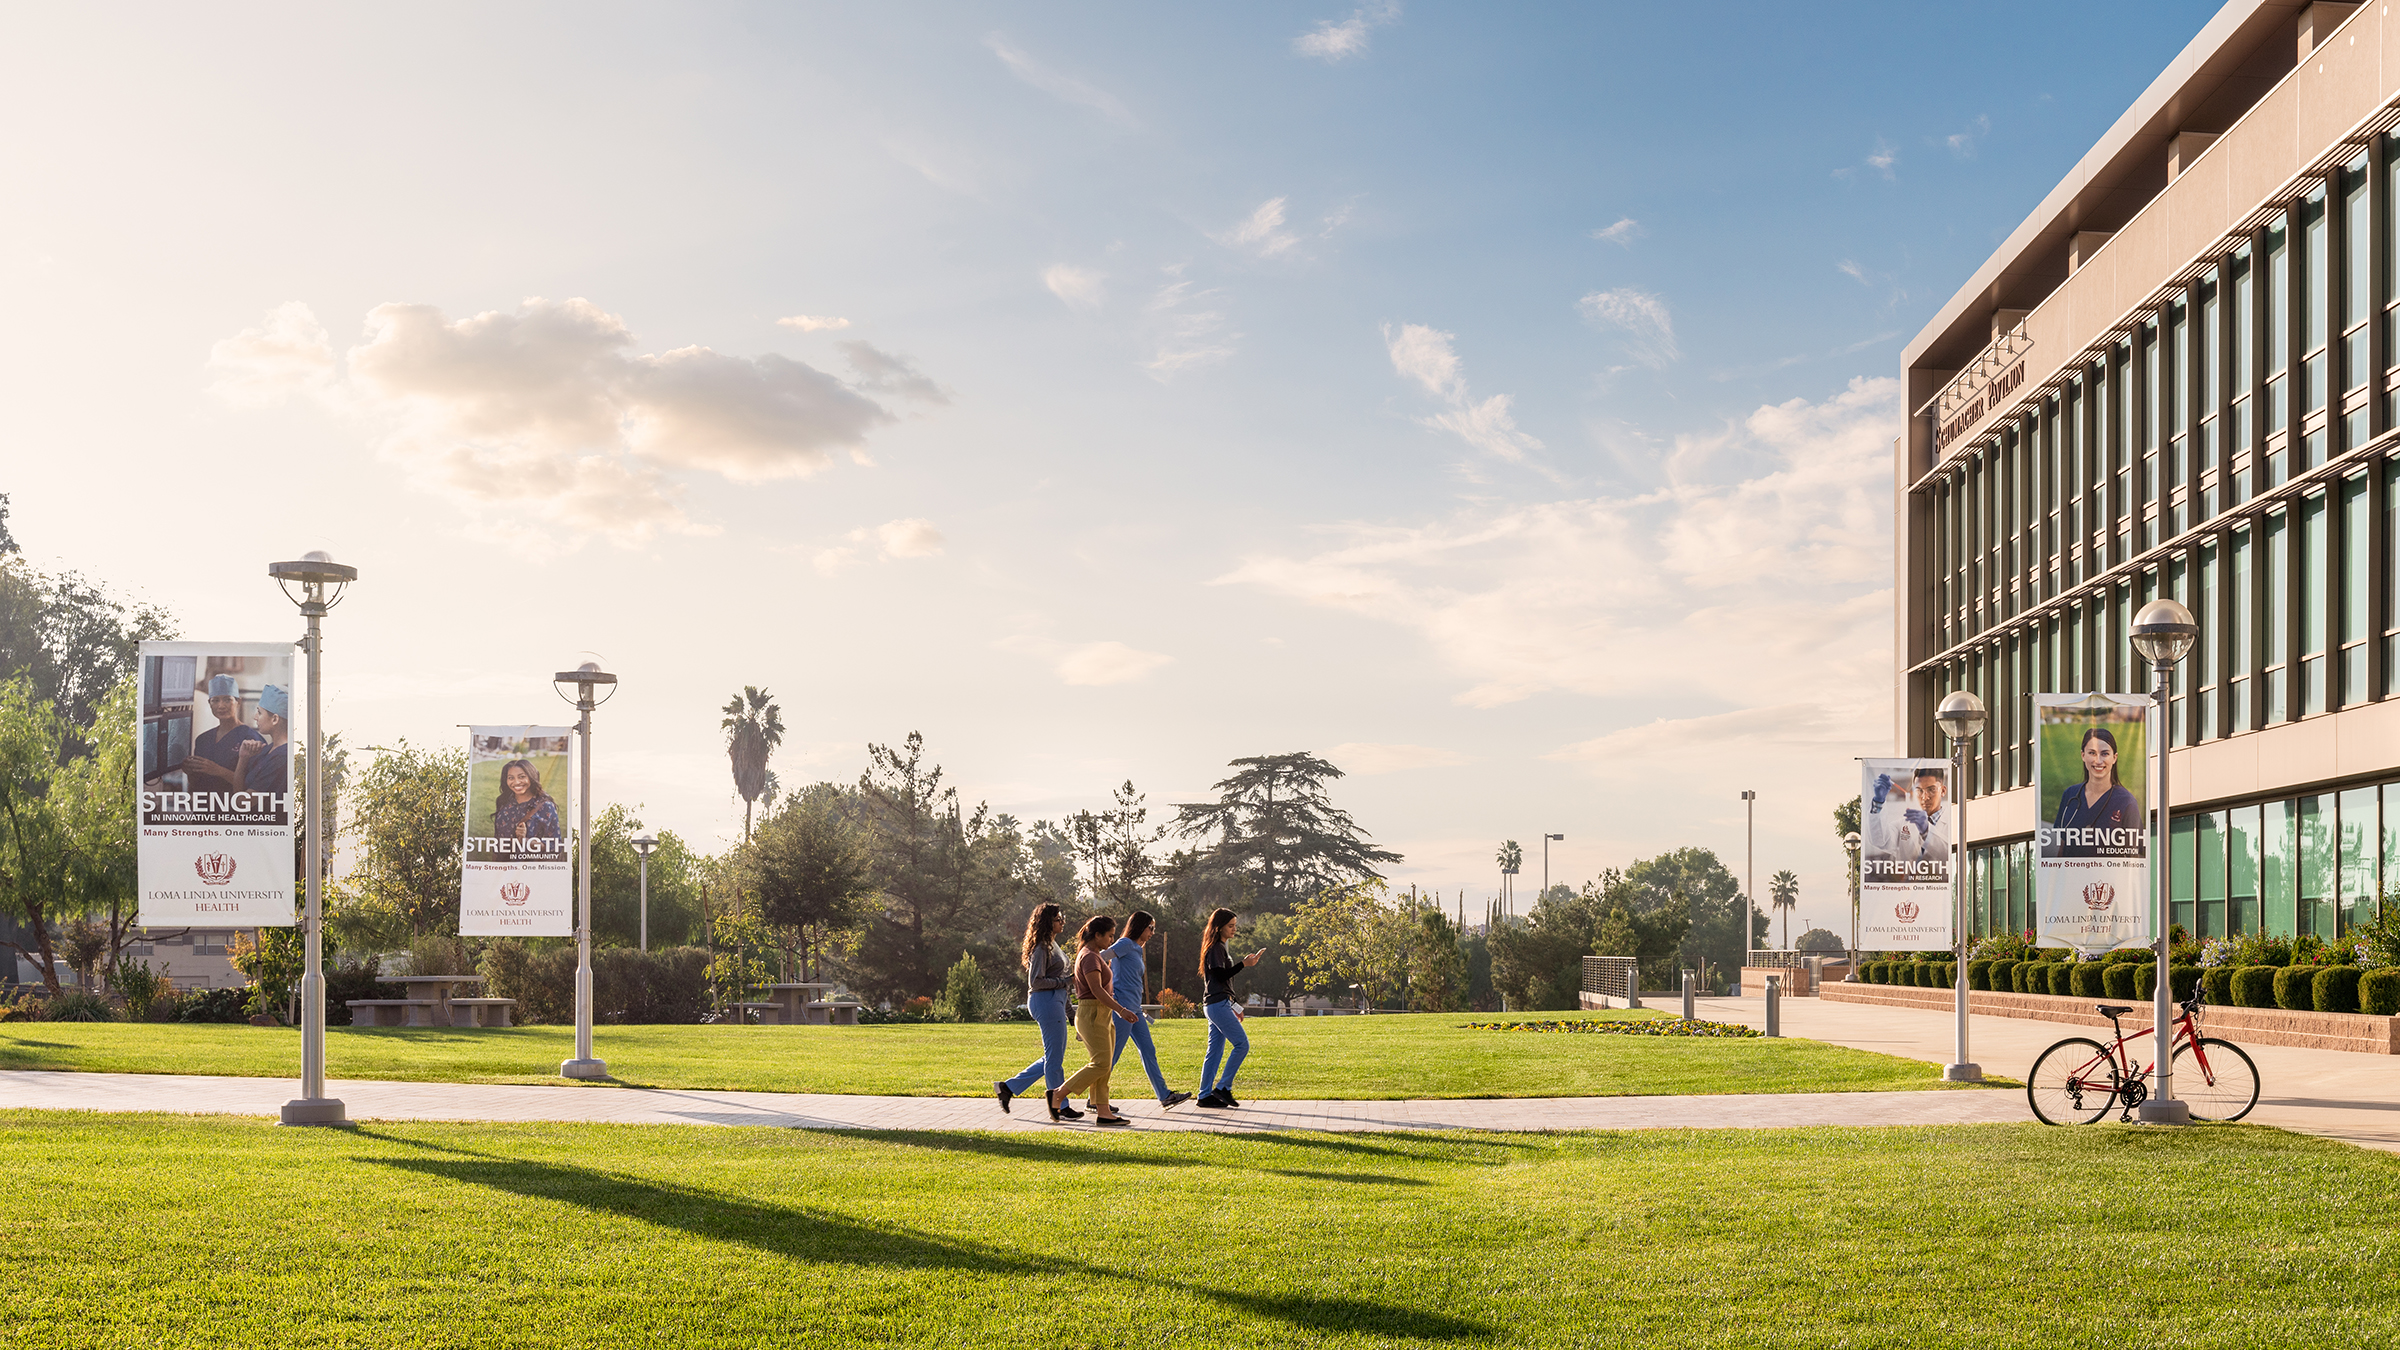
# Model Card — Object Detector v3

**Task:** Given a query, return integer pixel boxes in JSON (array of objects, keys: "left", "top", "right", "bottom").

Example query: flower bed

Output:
[{"left": 1463, "top": 1018, "right": 1762, "bottom": 1039}]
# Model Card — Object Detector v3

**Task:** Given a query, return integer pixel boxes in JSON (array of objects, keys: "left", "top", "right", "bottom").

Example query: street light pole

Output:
[
  {"left": 1543, "top": 833, "right": 1563, "bottom": 907},
  {"left": 269, "top": 552, "right": 356, "bottom": 1128},
  {"left": 1842, "top": 830, "right": 1862, "bottom": 979},
  {"left": 1740, "top": 790, "right": 1757, "bottom": 957},
  {"left": 632, "top": 835, "right": 657, "bottom": 955},
  {"left": 2132, "top": 598, "right": 2198, "bottom": 1125},
  {"left": 1935, "top": 690, "right": 1988, "bottom": 1083},
  {"left": 554, "top": 661, "right": 617, "bottom": 1081}
]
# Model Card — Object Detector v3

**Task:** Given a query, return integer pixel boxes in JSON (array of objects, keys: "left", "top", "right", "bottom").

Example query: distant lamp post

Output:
[
  {"left": 1842, "top": 830, "right": 1862, "bottom": 979},
  {"left": 1740, "top": 790, "right": 1758, "bottom": 955},
  {"left": 554, "top": 660, "right": 618, "bottom": 1080},
  {"left": 1542, "top": 833, "right": 1564, "bottom": 908},
  {"left": 632, "top": 835, "right": 658, "bottom": 954},
  {"left": 1934, "top": 689, "right": 1988, "bottom": 1084},
  {"left": 268, "top": 550, "right": 357, "bottom": 1128},
  {"left": 2131, "top": 597, "right": 2199, "bottom": 1125},
  {"left": 1348, "top": 982, "right": 1365, "bottom": 1015}
]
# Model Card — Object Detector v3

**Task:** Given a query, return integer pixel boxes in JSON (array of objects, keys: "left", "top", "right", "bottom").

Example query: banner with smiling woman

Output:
[
  {"left": 136, "top": 641, "right": 300, "bottom": 926},
  {"left": 2034, "top": 693, "right": 2150, "bottom": 953},
  {"left": 459, "top": 726, "right": 575, "bottom": 937}
]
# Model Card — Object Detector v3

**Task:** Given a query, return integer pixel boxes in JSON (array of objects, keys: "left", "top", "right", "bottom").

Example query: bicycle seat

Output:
[{"left": 2096, "top": 1005, "right": 2132, "bottom": 1018}]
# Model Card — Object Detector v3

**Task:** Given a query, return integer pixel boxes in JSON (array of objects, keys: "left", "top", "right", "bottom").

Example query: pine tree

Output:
[{"left": 1169, "top": 751, "right": 1400, "bottom": 912}]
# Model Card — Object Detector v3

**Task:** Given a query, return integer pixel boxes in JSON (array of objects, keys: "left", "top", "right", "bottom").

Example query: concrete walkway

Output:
[
  {"left": 1693, "top": 992, "right": 2400, "bottom": 1153},
  {"left": 0, "top": 1068, "right": 2027, "bottom": 1134}
]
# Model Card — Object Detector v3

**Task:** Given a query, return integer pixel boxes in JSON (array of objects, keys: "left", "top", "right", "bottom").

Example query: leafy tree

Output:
[
  {"left": 738, "top": 785, "right": 874, "bottom": 981},
  {"left": 1169, "top": 752, "right": 1400, "bottom": 914},
  {"left": 933, "top": 952, "right": 989, "bottom": 1023},
  {"left": 0, "top": 493, "right": 14, "bottom": 554},
  {"left": 339, "top": 740, "right": 466, "bottom": 940},
  {"left": 1490, "top": 876, "right": 1689, "bottom": 1010},
  {"left": 50, "top": 679, "right": 142, "bottom": 975},
  {"left": 1067, "top": 779, "right": 1159, "bottom": 908},
  {"left": 1834, "top": 793, "right": 1862, "bottom": 943},
  {"left": 721, "top": 686, "right": 784, "bottom": 842},
  {"left": 0, "top": 553, "right": 173, "bottom": 739},
  {"left": 845, "top": 733, "right": 1021, "bottom": 1002},
  {"left": 1796, "top": 927, "right": 1846, "bottom": 953},
  {"left": 1769, "top": 869, "right": 1799, "bottom": 949},
  {"left": 1406, "top": 909, "right": 1466, "bottom": 1012},
  {"left": 589, "top": 803, "right": 706, "bottom": 951},
  {"left": 1615, "top": 847, "right": 1763, "bottom": 986},
  {"left": 1287, "top": 880, "right": 1412, "bottom": 1007},
  {"left": 0, "top": 676, "right": 74, "bottom": 989}
]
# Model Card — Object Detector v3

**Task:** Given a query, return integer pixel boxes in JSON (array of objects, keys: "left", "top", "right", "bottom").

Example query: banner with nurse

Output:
[
  {"left": 1859, "top": 758, "right": 1955, "bottom": 949},
  {"left": 2034, "top": 693, "right": 2150, "bottom": 952},
  {"left": 459, "top": 726, "right": 575, "bottom": 937},
  {"left": 136, "top": 641, "right": 299, "bottom": 925}
]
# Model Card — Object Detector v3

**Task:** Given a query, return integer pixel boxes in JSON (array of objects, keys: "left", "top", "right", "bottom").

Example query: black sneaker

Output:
[
  {"left": 1219, "top": 1088, "right": 1241, "bottom": 1107},
  {"left": 1160, "top": 1091, "right": 1193, "bottom": 1110},
  {"left": 1094, "top": 1113, "right": 1132, "bottom": 1127},
  {"left": 1044, "top": 1089, "right": 1063, "bottom": 1121},
  {"left": 995, "top": 1081, "right": 1013, "bottom": 1114},
  {"left": 1195, "top": 1090, "right": 1230, "bottom": 1108},
  {"left": 1058, "top": 1102, "right": 1085, "bottom": 1119}
]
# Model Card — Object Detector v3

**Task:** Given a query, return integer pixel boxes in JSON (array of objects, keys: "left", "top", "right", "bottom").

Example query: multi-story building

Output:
[{"left": 1899, "top": 0, "right": 2400, "bottom": 943}]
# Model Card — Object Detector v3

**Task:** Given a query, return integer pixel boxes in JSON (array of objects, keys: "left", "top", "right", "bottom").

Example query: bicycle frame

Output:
[{"left": 2056, "top": 1007, "right": 2226, "bottom": 1119}]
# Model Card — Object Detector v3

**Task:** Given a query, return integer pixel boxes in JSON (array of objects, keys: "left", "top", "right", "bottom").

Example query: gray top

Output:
[{"left": 1026, "top": 942, "right": 1070, "bottom": 992}]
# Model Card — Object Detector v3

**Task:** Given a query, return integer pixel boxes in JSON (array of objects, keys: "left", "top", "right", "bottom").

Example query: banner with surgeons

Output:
[
  {"left": 459, "top": 726, "right": 575, "bottom": 937},
  {"left": 1859, "top": 758, "right": 1955, "bottom": 950},
  {"left": 2035, "top": 693, "right": 2151, "bottom": 952},
  {"left": 136, "top": 641, "right": 299, "bottom": 926}
]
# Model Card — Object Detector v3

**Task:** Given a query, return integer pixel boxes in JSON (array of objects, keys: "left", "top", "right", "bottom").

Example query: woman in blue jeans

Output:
[
  {"left": 994, "top": 902, "right": 1078, "bottom": 1117},
  {"left": 1196, "top": 907, "right": 1266, "bottom": 1108}
]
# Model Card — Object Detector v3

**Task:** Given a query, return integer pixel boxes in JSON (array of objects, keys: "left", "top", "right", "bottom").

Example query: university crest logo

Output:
[
  {"left": 1894, "top": 901, "right": 1920, "bottom": 923},
  {"left": 2083, "top": 882, "right": 2115, "bottom": 912},
  {"left": 195, "top": 853, "right": 237, "bottom": 885},
  {"left": 500, "top": 882, "right": 532, "bottom": 907}
]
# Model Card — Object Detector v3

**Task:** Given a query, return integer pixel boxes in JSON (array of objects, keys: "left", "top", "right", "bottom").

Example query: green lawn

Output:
[
  {"left": 11, "top": 1111, "right": 2397, "bottom": 1348},
  {"left": 0, "top": 1010, "right": 1981, "bottom": 1098}
]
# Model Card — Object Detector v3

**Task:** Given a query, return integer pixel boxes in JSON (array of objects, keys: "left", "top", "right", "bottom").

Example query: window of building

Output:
[
  {"left": 2168, "top": 299, "right": 2191, "bottom": 536},
  {"left": 2299, "top": 794, "right": 2336, "bottom": 940},
  {"left": 2199, "top": 271, "right": 2221, "bottom": 519},
  {"left": 2341, "top": 471, "right": 2370, "bottom": 705},
  {"left": 2228, "top": 802, "right": 2262, "bottom": 936},
  {"left": 2304, "top": 189, "right": 2331, "bottom": 468},
  {"left": 2171, "top": 812, "right": 2196, "bottom": 937},
  {"left": 2340, "top": 785, "right": 2378, "bottom": 936},
  {"left": 2231, "top": 248, "right": 2255, "bottom": 501},
  {"left": 2196, "top": 809, "right": 2226, "bottom": 939},
  {"left": 2267, "top": 218, "right": 2291, "bottom": 486},
  {"left": 2343, "top": 154, "right": 2372, "bottom": 452},
  {"left": 2301, "top": 491, "right": 2328, "bottom": 715},
  {"left": 2266, "top": 508, "right": 2290, "bottom": 722},
  {"left": 2231, "top": 524, "right": 2254, "bottom": 733},
  {"left": 2263, "top": 796, "right": 2297, "bottom": 936},
  {"left": 2196, "top": 541, "right": 2218, "bottom": 738},
  {"left": 2143, "top": 321, "right": 2162, "bottom": 545}
]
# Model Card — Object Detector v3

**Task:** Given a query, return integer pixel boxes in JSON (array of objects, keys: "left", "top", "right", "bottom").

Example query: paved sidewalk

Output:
[
  {"left": 0, "top": 1068, "right": 2029, "bottom": 1134},
  {"left": 1694, "top": 992, "right": 2400, "bottom": 1153}
]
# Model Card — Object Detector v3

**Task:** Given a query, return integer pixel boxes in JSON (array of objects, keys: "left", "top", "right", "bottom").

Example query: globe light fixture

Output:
[{"left": 632, "top": 834, "right": 658, "bottom": 954}]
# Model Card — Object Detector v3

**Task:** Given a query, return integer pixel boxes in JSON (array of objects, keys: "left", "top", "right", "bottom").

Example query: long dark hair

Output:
[
  {"left": 1020, "top": 902, "right": 1062, "bottom": 967},
  {"left": 1199, "top": 907, "right": 1236, "bottom": 976},
  {"left": 2079, "top": 727, "right": 2122, "bottom": 792},
  {"left": 1076, "top": 914, "right": 1116, "bottom": 952},
  {"left": 495, "top": 758, "right": 551, "bottom": 819}
]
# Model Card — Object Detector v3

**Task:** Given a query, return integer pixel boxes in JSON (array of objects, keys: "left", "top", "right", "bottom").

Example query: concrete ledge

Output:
[
  {"left": 1741, "top": 966, "right": 1816, "bottom": 997},
  {"left": 1822, "top": 981, "right": 2400, "bottom": 1054}
]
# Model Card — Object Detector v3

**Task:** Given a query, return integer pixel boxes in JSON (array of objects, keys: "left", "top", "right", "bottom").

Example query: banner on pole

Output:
[
  {"left": 1859, "top": 758, "right": 1955, "bottom": 950},
  {"left": 459, "top": 726, "right": 575, "bottom": 937},
  {"left": 2035, "top": 693, "right": 2151, "bottom": 952},
  {"left": 137, "top": 641, "right": 299, "bottom": 926}
]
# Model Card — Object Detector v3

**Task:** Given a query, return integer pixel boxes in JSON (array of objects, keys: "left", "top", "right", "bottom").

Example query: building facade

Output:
[{"left": 1899, "top": 1, "right": 2400, "bottom": 942}]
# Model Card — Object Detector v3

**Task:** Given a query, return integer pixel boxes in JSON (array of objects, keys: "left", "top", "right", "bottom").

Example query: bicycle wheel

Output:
[
  {"left": 2172, "top": 1037, "right": 2260, "bottom": 1123},
  {"left": 2027, "top": 1037, "right": 2119, "bottom": 1125}
]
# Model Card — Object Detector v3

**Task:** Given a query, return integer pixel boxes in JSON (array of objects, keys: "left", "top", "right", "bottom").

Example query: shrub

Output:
[
  {"left": 481, "top": 940, "right": 575, "bottom": 1025},
  {"left": 593, "top": 946, "right": 712, "bottom": 1024},
  {"left": 1966, "top": 959, "right": 1993, "bottom": 991},
  {"left": 2019, "top": 962, "right": 2047, "bottom": 994},
  {"left": 324, "top": 956, "right": 388, "bottom": 1027},
  {"left": 905, "top": 996, "right": 933, "bottom": 1015},
  {"left": 1866, "top": 961, "right": 1888, "bottom": 984},
  {"left": 2072, "top": 963, "right": 2108, "bottom": 999},
  {"left": 2311, "top": 965, "right": 2362, "bottom": 1015},
  {"left": 2202, "top": 966, "right": 2238, "bottom": 1005},
  {"left": 1987, "top": 960, "right": 2018, "bottom": 994},
  {"left": 47, "top": 989, "right": 116, "bottom": 1023},
  {"left": 168, "top": 985, "right": 253, "bottom": 1023},
  {"left": 2102, "top": 964, "right": 2139, "bottom": 1000},
  {"left": 1156, "top": 988, "right": 1198, "bottom": 1019},
  {"left": 2231, "top": 965, "right": 2280, "bottom": 1008},
  {"left": 2044, "top": 963, "right": 2073, "bottom": 997},
  {"left": 2104, "top": 948, "right": 2152, "bottom": 966},
  {"left": 1875, "top": 961, "right": 1895, "bottom": 985},
  {"left": 932, "top": 953, "right": 990, "bottom": 1024},
  {"left": 2170, "top": 964, "right": 2201, "bottom": 1000},
  {"left": 106, "top": 958, "right": 174, "bottom": 1022},
  {"left": 2361, "top": 968, "right": 2400, "bottom": 1016},
  {"left": 2273, "top": 964, "right": 2317, "bottom": 1011},
  {"left": 2135, "top": 964, "right": 2157, "bottom": 1000},
  {"left": 1937, "top": 962, "right": 1957, "bottom": 988}
]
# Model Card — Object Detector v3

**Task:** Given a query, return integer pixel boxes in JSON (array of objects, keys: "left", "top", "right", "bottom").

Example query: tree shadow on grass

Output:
[
  {"left": 854, "top": 1127, "right": 1529, "bottom": 1168},
  {"left": 361, "top": 1146, "right": 1488, "bottom": 1341}
]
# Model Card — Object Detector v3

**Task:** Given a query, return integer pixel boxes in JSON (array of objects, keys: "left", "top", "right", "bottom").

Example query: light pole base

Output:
[
  {"left": 279, "top": 1096, "right": 349, "bottom": 1127},
  {"left": 2135, "top": 1098, "right": 2192, "bottom": 1125},
  {"left": 1941, "top": 1063, "right": 1983, "bottom": 1083},
  {"left": 560, "top": 1058, "right": 609, "bottom": 1080}
]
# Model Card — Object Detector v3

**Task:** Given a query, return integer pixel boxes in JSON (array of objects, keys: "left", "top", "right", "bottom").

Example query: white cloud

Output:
[
  {"left": 1382, "top": 322, "right": 1539, "bottom": 464},
  {"left": 1056, "top": 641, "right": 1171, "bottom": 686},
  {"left": 874, "top": 518, "right": 944, "bottom": 558},
  {"left": 1294, "top": 1, "right": 1401, "bottom": 60},
  {"left": 1945, "top": 115, "right": 1990, "bottom": 159},
  {"left": 986, "top": 34, "right": 1136, "bottom": 127},
  {"left": 1837, "top": 260, "right": 1871, "bottom": 286},
  {"left": 839, "top": 341, "right": 947, "bottom": 405},
  {"left": 1144, "top": 273, "right": 1238, "bottom": 377},
  {"left": 1837, "top": 139, "right": 1899, "bottom": 181},
  {"left": 1591, "top": 217, "right": 1643, "bottom": 247},
  {"left": 216, "top": 296, "right": 936, "bottom": 546},
  {"left": 1328, "top": 742, "right": 1470, "bottom": 775},
  {"left": 1577, "top": 287, "right": 1679, "bottom": 369},
  {"left": 1212, "top": 198, "right": 1300, "bottom": 258},
  {"left": 777, "top": 314, "right": 850, "bottom": 332},
  {"left": 205, "top": 301, "right": 335, "bottom": 407},
  {"left": 813, "top": 545, "right": 862, "bottom": 576},
  {"left": 1220, "top": 375, "right": 1901, "bottom": 717},
  {"left": 1043, "top": 264, "right": 1108, "bottom": 310}
]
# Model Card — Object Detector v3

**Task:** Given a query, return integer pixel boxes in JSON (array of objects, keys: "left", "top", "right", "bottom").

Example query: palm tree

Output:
[
  {"left": 721, "top": 686, "right": 785, "bottom": 841},
  {"left": 1769, "top": 869, "right": 1800, "bottom": 950},
  {"left": 1495, "top": 839, "right": 1523, "bottom": 918}
]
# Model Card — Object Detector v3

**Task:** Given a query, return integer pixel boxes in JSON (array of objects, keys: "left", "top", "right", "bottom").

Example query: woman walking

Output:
[
  {"left": 1196, "top": 907, "right": 1266, "bottom": 1109},
  {"left": 1049, "top": 915, "right": 1144, "bottom": 1125},
  {"left": 995, "top": 903, "right": 1079, "bottom": 1118}
]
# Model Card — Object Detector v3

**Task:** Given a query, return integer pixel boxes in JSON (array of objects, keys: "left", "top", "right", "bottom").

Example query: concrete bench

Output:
[
  {"left": 447, "top": 997, "right": 515, "bottom": 1028},
  {"left": 805, "top": 1000, "right": 861, "bottom": 1026},
  {"left": 347, "top": 999, "right": 439, "bottom": 1028},
  {"left": 728, "top": 1001, "right": 784, "bottom": 1025}
]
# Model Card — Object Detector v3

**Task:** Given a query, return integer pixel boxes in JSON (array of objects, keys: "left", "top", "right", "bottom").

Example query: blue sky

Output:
[{"left": 0, "top": 2, "right": 2211, "bottom": 922}]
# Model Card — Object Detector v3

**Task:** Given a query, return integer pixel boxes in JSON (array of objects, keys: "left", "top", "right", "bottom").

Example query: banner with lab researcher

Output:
[
  {"left": 2035, "top": 693, "right": 2151, "bottom": 952},
  {"left": 136, "top": 641, "right": 299, "bottom": 926},
  {"left": 459, "top": 726, "right": 575, "bottom": 936},
  {"left": 1859, "top": 758, "right": 1955, "bottom": 949}
]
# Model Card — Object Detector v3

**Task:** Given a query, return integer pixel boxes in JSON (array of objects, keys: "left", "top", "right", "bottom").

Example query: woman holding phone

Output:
[{"left": 1196, "top": 907, "right": 1265, "bottom": 1109}]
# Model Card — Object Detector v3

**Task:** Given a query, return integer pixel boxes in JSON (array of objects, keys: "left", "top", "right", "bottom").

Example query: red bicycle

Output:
[{"left": 2025, "top": 981, "right": 2260, "bottom": 1125}]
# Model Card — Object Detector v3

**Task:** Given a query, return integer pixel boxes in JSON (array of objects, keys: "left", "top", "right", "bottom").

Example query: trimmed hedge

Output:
[
  {"left": 2202, "top": 967, "right": 2237, "bottom": 1004},
  {"left": 2171, "top": 964, "right": 2200, "bottom": 1000},
  {"left": 2102, "top": 964, "right": 2139, "bottom": 1000},
  {"left": 2311, "top": 965, "right": 2362, "bottom": 1014},
  {"left": 2136, "top": 964, "right": 2156, "bottom": 1000},
  {"left": 2044, "top": 963, "right": 2072, "bottom": 997},
  {"left": 2362, "top": 968, "right": 2400, "bottom": 1016},
  {"left": 2273, "top": 965, "right": 2318, "bottom": 1012},
  {"left": 2232, "top": 965, "right": 2279, "bottom": 1008},
  {"left": 1988, "top": 959, "right": 2020, "bottom": 993},
  {"left": 2071, "top": 963, "right": 2108, "bottom": 998},
  {"left": 1967, "top": 959, "right": 1993, "bottom": 991}
]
